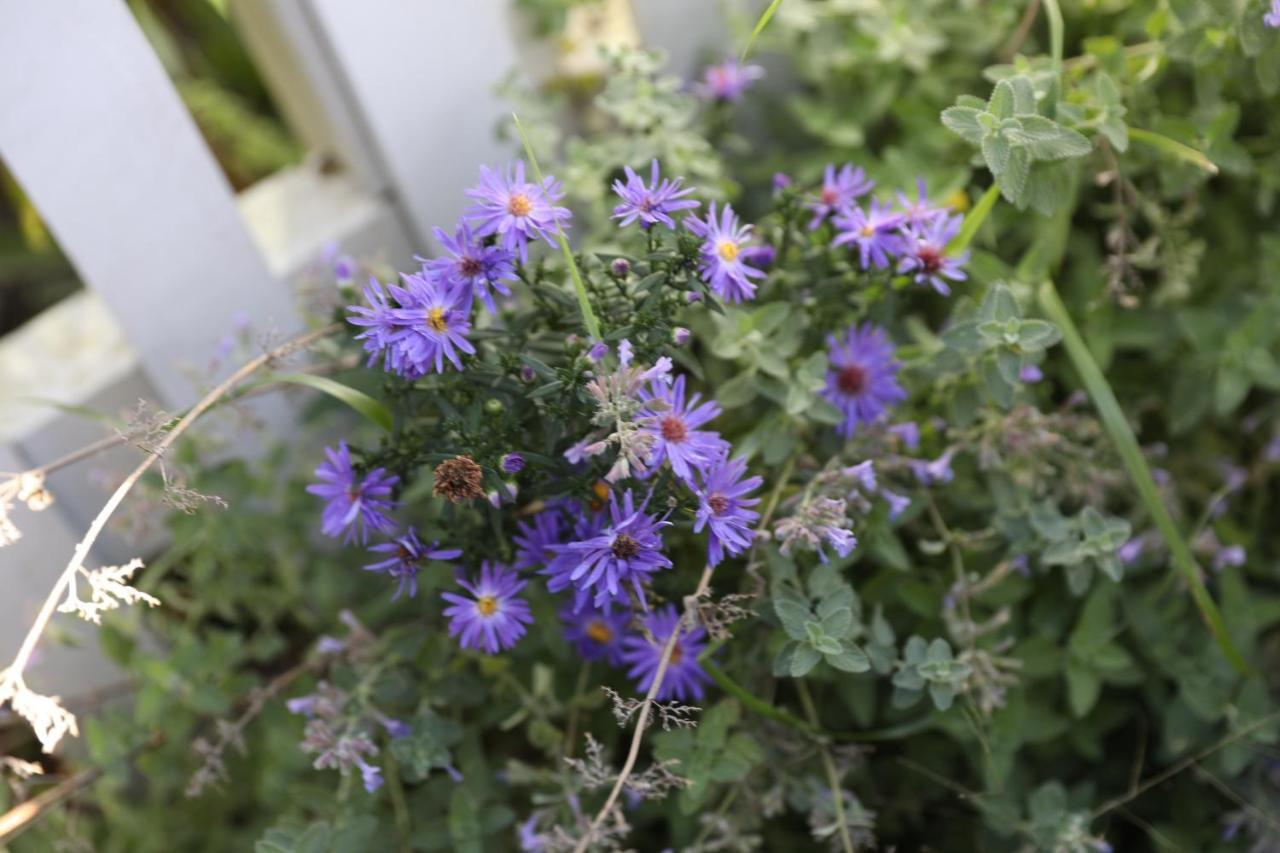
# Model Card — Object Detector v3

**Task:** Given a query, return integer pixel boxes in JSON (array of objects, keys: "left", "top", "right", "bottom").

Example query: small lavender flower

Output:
[
  {"left": 896, "top": 177, "right": 949, "bottom": 228},
  {"left": 465, "top": 162, "right": 571, "bottom": 262},
  {"left": 807, "top": 163, "right": 874, "bottom": 229},
  {"left": 307, "top": 442, "right": 398, "bottom": 544},
  {"left": 560, "top": 603, "right": 630, "bottom": 665},
  {"left": 621, "top": 605, "right": 711, "bottom": 701},
  {"left": 897, "top": 214, "right": 969, "bottom": 296},
  {"left": 693, "top": 457, "right": 762, "bottom": 567},
  {"left": 686, "top": 202, "right": 764, "bottom": 303},
  {"left": 741, "top": 244, "right": 776, "bottom": 270},
  {"left": 833, "top": 200, "right": 905, "bottom": 269},
  {"left": 543, "top": 489, "right": 672, "bottom": 610},
  {"left": 773, "top": 172, "right": 792, "bottom": 193},
  {"left": 364, "top": 528, "right": 462, "bottom": 600},
  {"left": 910, "top": 447, "right": 958, "bottom": 485},
  {"left": 520, "top": 364, "right": 537, "bottom": 383},
  {"left": 882, "top": 489, "right": 911, "bottom": 520},
  {"left": 360, "top": 761, "right": 384, "bottom": 793},
  {"left": 821, "top": 324, "right": 908, "bottom": 439},
  {"left": 888, "top": 421, "right": 921, "bottom": 451},
  {"left": 638, "top": 375, "right": 729, "bottom": 484},
  {"left": 672, "top": 327, "right": 692, "bottom": 347},
  {"left": 694, "top": 59, "right": 764, "bottom": 102},
  {"left": 1266, "top": 0, "right": 1280, "bottom": 27},
  {"left": 390, "top": 271, "right": 477, "bottom": 376},
  {"left": 611, "top": 160, "right": 699, "bottom": 229},
  {"left": 442, "top": 562, "right": 533, "bottom": 654},
  {"left": 1019, "top": 364, "right": 1044, "bottom": 383},
  {"left": 587, "top": 340, "right": 610, "bottom": 363},
  {"left": 347, "top": 277, "right": 407, "bottom": 371},
  {"left": 775, "top": 496, "right": 857, "bottom": 563},
  {"left": 500, "top": 453, "right": 526, "bottom": 475},
  {"left": 423, "top": 222, "right": 516, "bottom": 315},
  {"left": 1118, "top": 535, "right": 1147, "bottom": 565},
  {"left": 1213, "top": 544, "right": 1246, "bottom": 571}
]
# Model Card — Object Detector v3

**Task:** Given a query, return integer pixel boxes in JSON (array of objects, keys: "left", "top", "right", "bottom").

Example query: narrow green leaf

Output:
[
  {"left": 270, "top": 373, "right": 392, "bottom": 431},
  {"left": 1128, "top": 127, "right": 1219, "bottom": 175},
  {"left": 511, "top": 113, "right": 602, "bottom": 341},
  {"left": 946, "top": 184, "right": 1000, "bottom": 255},
  {"left": 741, "top": 0, "right": 785, "bottom": 61},
  {"left": 1038, "top": 280, "right": 1248, "bottom": 674}
]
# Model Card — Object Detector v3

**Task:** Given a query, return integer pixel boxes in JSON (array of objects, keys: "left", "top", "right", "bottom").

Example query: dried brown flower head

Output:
[{"left": 433, "top": 455, "right": 485, "bottom": 503}]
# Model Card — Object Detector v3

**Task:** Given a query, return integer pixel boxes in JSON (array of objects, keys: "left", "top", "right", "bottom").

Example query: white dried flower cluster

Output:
[
  {"left": 566, "top": 340, "right": 673, "bottom": 482},
  {"left": 1, "top": 755, "right": 45, "bottom": 779},
  {"left": 57, "top": 557, "right": 159, "bottom": 625},
  {"left": 0, "top": 672, "right": 78, "bottom": 752},
  {"left": 0, "top": 470, "right": 56, "bottom": 548}
]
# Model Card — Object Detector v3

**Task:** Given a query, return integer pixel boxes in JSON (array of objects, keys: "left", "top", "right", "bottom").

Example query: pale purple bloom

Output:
[
  {"left": 611, "top": 159, "right": 699, "bottom": 229},
  {"left": 621, "top": 605, "right": 711, "bottom": 701},
  {"left": 391, "top": 272, "right": 477, "bottom": 375},
  {"left": 693, "top": 457, "right": 762, "bottom": 567},
  {"left": 686, "top": 202, "right": 765, "bottom": 303},
  {"left": 380, "top": 717, "right": 412, "bottom": 739},
  {"left": 694, "top": 60, "right": 764, "bottom": 102},
  {"left": 1020, "top": 364, "right": 1044, "bottom": 383},
  {"left": 807, "top": 163, "right": 874, "bottom": 229},
  {"left": 364, "top": 528, "right": 461, "bottom": 600},
  {"left": 560, "top": 603, "right": 630, "bottom": 665},
  {"left": 513, "top": 509, "right": 564, "bottom": 570},
  {"left": 910, "top": 447, "right": 958, "bottom": 485},
  {"left": 442, "top": 562, "right": 533, "bottom": 654},
  {"left": 888, "top": 421, "right": 920, "bottom": 451},
  {"left": 542, "top": 489, "right": 672, "bottom": 611},
  {"left": 518, "top": 816, "right": 544, "bottom": 852},
  {"left": 897, "top": 214, "right": 969, "bottom": 295},
  {"left": 821, "top": 324, "right": 908, "bottom": 439},
  {"left": 672, "top": 327, "right": 692, "bottom": 347},
  {"left": 882, "top": 489, "right": 911, "bottom": 520},
  {"left": 741, "top": 244, "right": 776, "bottom": 270},
  {"left": 423, "top": 222, "right": 516, "bottom": 315},
  {"left": 896, "top": 177, "right": 949, "bottom": 228},
  {"left": 1118, "top": 536, "right": 1147, "bottom": 565},
  {"left": 587, "top": 340, "right": 610, "bottom": 363},
  {"left": 465, "top": 162, "right": 571, "bottom": 262},
  {"left": 347, "top": 278, "right": 408, "bottom": 371},
  {"left": 359, "top": 760, "right": 384, "bottom": 793},
  {"left": 773, "top": 172, "right": 792, "bottom": 193},
  {"left": 500, "top": 453, "right": 526, "bottom": 475},
  {"left": 307, "top": 442, "right": 398, "bottom": 544},
  {"left": 1213, "top": 544, "right": 1246, "bottom": 571},
  {"left": 638, "top": 375, "right": 729, "bottom": 484},
  {"left": 845, "top": 460, "right": 877, "bottom": 492},
  {"left": 775, "top": 496, "right": 858, "bottom": 563},
  {"left": 1266, "top": 0, "right": 1280, "bottom": 27},
  {"left": 833, "top": 200, "right": 905, "bottom": 269}
]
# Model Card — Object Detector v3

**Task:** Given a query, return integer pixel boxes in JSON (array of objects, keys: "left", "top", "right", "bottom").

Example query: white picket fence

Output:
[{"left": 0, "top": 0, "right": 727, "bottom": 696}]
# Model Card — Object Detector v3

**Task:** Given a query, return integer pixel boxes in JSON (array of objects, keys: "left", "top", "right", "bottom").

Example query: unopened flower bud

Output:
[
  {"left": 672, "top": 327, "right": 691, "bottom": 347},
  {"left": 610, "top": 258, "right": 631, "bottom": 278}
]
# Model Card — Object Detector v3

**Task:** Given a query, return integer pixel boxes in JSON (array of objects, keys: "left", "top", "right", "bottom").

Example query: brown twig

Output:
[
  {"left": 1000, "top": 0, "right": 1042, "bottom": 61},
  {"left": 572, "top": 563, "right": 715, "bottom": 853}
]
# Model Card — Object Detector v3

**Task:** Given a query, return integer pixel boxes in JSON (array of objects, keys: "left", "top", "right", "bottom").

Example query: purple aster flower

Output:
[
  {"left": 389, "top": 271, "right": 476, "bottom": 375},
  {"left": 611, "top": 159, "right": 700, "bottom": 229},
  {"left": 773, "top": 172, "right": 792, "bottom": 193},
  {"left": 621, "top": 605, "right": 711, "bottom": 701},
  {"left": 638, "top": 375, "right": 729, "bottom": 484},
  {"left": 307, "top": 442, "right": 398, "bottom": 544},
  {"left": 442, "top": 562, "right": 533, "bottom": 654},
  {"left": 807, "top": 163, "right": 874, "bottom": 229},
  {"left": 833, "top": 199, "right": 905, "bottom": 270},
  {"left": 347, "top": 277, "right": 410, "bottom": 372},
  {"left": 686, "top": 202, "right": 765, "bottom": 303},
  {"left": 560, "top": 603, "right": 630, "bottom": 665},
  {"left": 542, "top": 489, "right": 672, "bottom": 611},
  {"left": 364, "top": 527, "right": 462, "bottom": 600},
  {"left": 910, "top": 447, "right": 958, "bottom": 485},
  {"left": 693, "top": 457, "right": 762, "bottom": 567},
  {"left": 741, "top": 244, "right": 776, "bottom": 270},
  {"left": 694, "top": 60, "right": 764, "bottom": 102},
  {"left": 422, "top": 222, "right": 516, "bottom": 315},
  {"left": 500, "top": 453, "right": 526, "bottom": 474},
  {"left": 465, "top": 162, "right": 571, "bottom": 262},
  {"left": 897, "top": 214, "right": 969, "bottom": 296},
  {"left": 1266, "top": 0, "right": 1280, "bottom": 27},
  {"left": 896, "top": 177, "right": 949, "bottom": 228},
  {"left": 821, "top": 324, "right": 908, "bottom": 439}
]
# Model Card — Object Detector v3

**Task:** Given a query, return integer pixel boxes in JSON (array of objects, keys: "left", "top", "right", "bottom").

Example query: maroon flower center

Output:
[
  {"left": 837, "top": 364, "right": 867, "bottom": 395},
  {"left": 458, "top": 256, "right": 483, "bottom": 277},
  {"left": 669, "top": 644, "right": 683, "bottom": 664},
  {"left": 660, "top": 415, "right": 688, "bottom": 443},
  {"left": 917, "top": 246, "right": 943, "bottom": 274},
  {"left": 611, "top": 534, "right": 641, "bottom": 559},
  {"left": 820, "top": 187, "right": 839, "bottom": 205},
  {"left": 586, "top": 621, "right": 614, "bottom": 644},
  {"left": 708, "top": 493, "right": 729, "bottom": 515}
]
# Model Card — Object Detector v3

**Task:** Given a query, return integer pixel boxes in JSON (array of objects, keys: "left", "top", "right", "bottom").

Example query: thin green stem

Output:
[
  {"left": 1128, "top": 127, "right": 1219, "bottom": 175},
  {"left": 1037, "top": 279, "right": 1248, "bottom": 674},
  {"left": 562, "top": 661, "right": 592, "bottom": 758},
  {"left": 384, "top": 750, "right": 412, "bottom": 852},
  {"left": 1042, "top": 0, "right": 1064, "bottom": 79},
  {"left": 701, "top": 660, "right": 825, "bottom": 740},
  {"left": 741, "top": 0, "right": 785, "bottom": 61},
  {"left": 948, "top": 184, "right": 1000, "bottom": 255},
  {"left": 796, "top": 680, "right": 855, "bottom": 853},
  {"left": 511, "top": 113, "right": 602, "bottom": 341}
]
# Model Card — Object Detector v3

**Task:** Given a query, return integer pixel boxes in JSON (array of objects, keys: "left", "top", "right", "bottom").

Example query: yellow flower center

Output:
[
  {"left": 477, "top": 595, "right": 498, "bottom": 617},
  {"left": 426, "top": 306, "right": 448, "bottom": 332},
  {"left": 508, "top": 193, "right": 533, "bottom": 217},
  {"left": 586, "top": 621, "right": 614, "bottom": 644},
  {"left": 861, "top": 224, "right": 875, "bottom": 237},
  {"left": 716, "top": 240, "right": 740, "bottom": 262}
]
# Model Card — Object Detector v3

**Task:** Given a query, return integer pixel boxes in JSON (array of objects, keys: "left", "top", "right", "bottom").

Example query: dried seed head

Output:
[{"left": 432, "top": 455, "right": 485, "bottom": 503}]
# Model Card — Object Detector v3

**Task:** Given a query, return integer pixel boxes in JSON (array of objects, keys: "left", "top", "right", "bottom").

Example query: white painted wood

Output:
[
  {"left": 0, "top": 0, "right": 299, "bottom": 407},
  {"left": 631, "top": 0, "right": 730, "bottom": 74}
]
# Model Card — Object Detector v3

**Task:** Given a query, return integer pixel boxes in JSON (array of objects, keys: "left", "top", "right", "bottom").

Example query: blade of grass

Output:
[
  {"left": 511, "top": 113, "right": 601, "bottom": 342},
  {"left": 947, "top": 184, "right": 1000, "bottom": 255},
  {"left": 741, "top": 0, "right": 784, "bottom": 62},
  {"left": 267, "top": 372, "right": 392, "bottom": 432},
  {"left": 1038, "top": 279, "right": 1248, "bottom": 674},
  {"left": 1127, "top": 127, "right": 1219, "bottom": 175}
]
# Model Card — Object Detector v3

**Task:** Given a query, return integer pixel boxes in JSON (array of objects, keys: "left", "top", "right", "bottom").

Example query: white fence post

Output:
[{"left": 0, "top": 0, "right": 300, "bottom": 408}]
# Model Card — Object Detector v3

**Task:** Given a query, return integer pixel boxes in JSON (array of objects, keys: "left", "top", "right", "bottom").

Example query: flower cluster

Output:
[{"left": 288, "top": 681, "right": 417, "bottom": 794}]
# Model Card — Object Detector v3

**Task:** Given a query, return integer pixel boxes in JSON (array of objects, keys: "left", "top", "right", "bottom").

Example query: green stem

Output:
[
  {"left": 796, "top": 680, "right": 856, "bottom": 853},
  {"left": 741, "top": 0, "right": 785, "bottom": 61},
  {"left": 1042, "top": 0, "right": 1064, "bottom": 79},
  {"left": 701, "top": 660, "right": 825, "bottom": 740},
  {"left": 1127, "top": 127, "right": 1220, "bottom": 175},
  {"left": 384, "top": 750, "right": 412, "bottom": 852},
  {"left": 511, "top": 113, "right": 602, "bottom": 341},
  {"left": 1037, "top": 279, "right": 1248, "bottom": 674},
  {"left": 947, "top": 184, "right": 1000, "bottom": 256}
]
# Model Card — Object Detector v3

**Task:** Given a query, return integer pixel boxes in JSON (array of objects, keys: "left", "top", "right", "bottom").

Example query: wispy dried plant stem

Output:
[
  {"left": 573, "top": 563, "right": 715, "bottom": 853},
  {"left": 0, "top": 323, "right": 340, "bottom": 731},
  {"left": 796, "top": 680, "right": 855, "bottom": 853}
]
